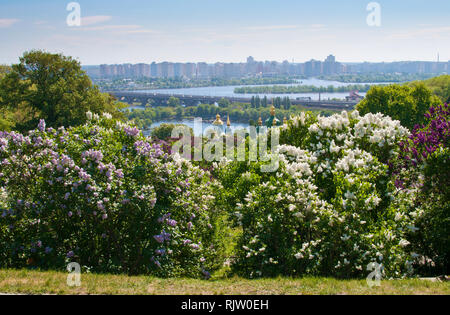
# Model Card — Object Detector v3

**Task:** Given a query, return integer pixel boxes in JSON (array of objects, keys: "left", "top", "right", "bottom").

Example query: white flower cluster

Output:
[{"left": 233, "top": 110, "right": 415, "bottom": 278}]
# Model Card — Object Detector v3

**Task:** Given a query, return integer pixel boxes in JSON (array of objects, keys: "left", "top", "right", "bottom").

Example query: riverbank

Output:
[{"left": 0, "top": 269, "right": 448, "bottom": 295}]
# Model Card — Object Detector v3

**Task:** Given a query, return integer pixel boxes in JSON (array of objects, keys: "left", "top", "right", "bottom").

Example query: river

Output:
[
  {"left": 132, "top": 78, "right": 384, "bottom": 101},
  {"left": 134, "top": 78, "right": 384, "bottom": 136},
  {"left": 146, "top": 119, "right": 251, "bottom": 137}
]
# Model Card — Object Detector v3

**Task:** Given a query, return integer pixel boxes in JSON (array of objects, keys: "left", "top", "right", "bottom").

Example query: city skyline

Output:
[
  {"left": 1, "top": 0, "right": 450, "bottom": 65},
  {"left": 88, "top": 55, "right": 450, "bottom": 80}
]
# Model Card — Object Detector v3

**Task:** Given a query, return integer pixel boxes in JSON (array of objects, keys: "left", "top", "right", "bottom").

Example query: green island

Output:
[
  {"left": 234, "top": 84, "right": 374, "bottom": 94},
  {"left": 95, "top": 76, "right": 303, "bottom": 91}
]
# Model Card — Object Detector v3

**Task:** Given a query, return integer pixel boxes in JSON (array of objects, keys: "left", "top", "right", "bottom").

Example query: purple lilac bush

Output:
[
  {"left": 395, "top": 103, "right": 449, "bottom": 274},
  {"left": 0, "top": 114, "right": 227, "bottom": 277}
]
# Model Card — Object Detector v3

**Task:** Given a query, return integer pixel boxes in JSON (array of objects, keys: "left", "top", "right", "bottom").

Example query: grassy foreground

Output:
[{"left": 0, "top": 269, "right": 448, "bottom": 295}]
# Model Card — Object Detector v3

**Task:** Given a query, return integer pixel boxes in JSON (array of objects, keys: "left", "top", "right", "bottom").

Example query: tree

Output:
[
  {"left": 0, "top": 65, "right": 14, "bottom": 130},
  {"left": 255, "top": 96, "right": 261, "bottom": 109},
  {"left": 262, "top": 96, "right": 268, "bottom": 108},
  {"left": 250, "top": 96, "right": 255, "bottom": 108},
  {"left": 356, "top": 84, "right": 441, "bottom": 130},
  {"left": 175, "top": 106, "right": 183, "bottom": 118},
  {"left": 283, "top": 97, "right": 291, "bottom": 110},
  {"left": 167, "top": 96, "right": 181, "bottom": 107},
  {"left": 151, "top": 123, "right": 193, "bottom": 140},
  {"left": 417, "top": 75, "right": 450, "bottom": 104},
  {"left": 218, "top": 97, "right": 230, "bottom": 108},
  {"left": 0, "top": 50, "right": 124, "bottom": 131}
]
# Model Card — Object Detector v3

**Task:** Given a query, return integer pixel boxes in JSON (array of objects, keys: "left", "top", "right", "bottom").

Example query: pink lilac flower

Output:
[
  {"left": 124, "top": 126, "right": 140, "bottom": 137},
  {"left": 167, "top": 219, "right": 177, "bottom": 227}
]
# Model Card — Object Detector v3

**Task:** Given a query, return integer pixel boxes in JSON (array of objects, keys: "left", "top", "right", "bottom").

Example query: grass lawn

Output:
[{"left": 0, "top": 269, "right": 448, "bottom": 295}]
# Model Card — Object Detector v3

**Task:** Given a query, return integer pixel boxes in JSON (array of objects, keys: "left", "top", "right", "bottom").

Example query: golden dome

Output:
[
  {"left": 213, "top": 113, "right": 223, "bottom": 125},
  {"left": 227, "top": 115, "right": 231, "bottom": 127},
  {"left": 270, "top": 105, "right": 276, "bottom": 116},
  {"left": 258, "top": 117, "right": 263, "bottom": 126}
]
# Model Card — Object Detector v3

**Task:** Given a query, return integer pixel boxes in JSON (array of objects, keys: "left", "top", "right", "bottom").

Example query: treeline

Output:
[
  {"left": 234, "top": 84, "right": 373, "bottom": 94},
  {"left": 250, "top": 95, "right": 291, "bottom": 109},
  {"left": 414, "top": 75, "right": 450, "bottom": 103},
  {"left": 125, "top": 99, "right": 336, "bottom": 129},
  {"left": 318, "top": 73, "right": 438, "bottom": 83}
]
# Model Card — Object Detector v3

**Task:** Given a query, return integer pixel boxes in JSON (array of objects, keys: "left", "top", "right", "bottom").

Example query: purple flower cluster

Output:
[
  {"left": 37, "top": 119, "right": 46, "bottom": 132},
  {"left": 124, "top": 126, "right": 140, "bottom": 137},
  {"left": 399, "top": 103, "right": 449, "bottom": 166},
  {"left": 153, "top": 231, "right": 171, "bottom": 244},
  {"left": 81, "top": 149, "right": 104, "bottom": 164}
]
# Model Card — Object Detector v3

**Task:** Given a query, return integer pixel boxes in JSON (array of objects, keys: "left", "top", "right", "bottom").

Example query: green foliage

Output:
[
  {"left": 151, "top": 123, "right": 193, "bottom": 140},
  {"left": 235, "top": 84, "right": 373, "bottom": 94},
  {"left": 0, "top": 50, "right": 125, "bottom": 131},
  {"left": 318, "top": 73, "right": 437, "bottom": 84},
  {"left": 167, "top": 96, "right": 181, "bottom": 107},
  {"left": 218, "top": 98, "right": 231, "bottom": 108},
  {"left": 124, "top": 101, "right": 335, "bottom": 130},
  {"left": 417, "top": 75, "right": 450, "bottom": 104},
  {"left": 356, "top": 84, "right": 441, "bottom": 130},
  {"left": 94, "top": 76, "right": 302, "bottom": 91},
  {"left": 218, "top": 110, "right": 414, "bottom": 278},
  {"left": 409, "top": 150, "right": 449, "bottom": 275}
]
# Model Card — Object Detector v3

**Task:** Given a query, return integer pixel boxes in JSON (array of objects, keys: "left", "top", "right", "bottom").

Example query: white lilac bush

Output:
[
  {"left": 0, "top": 114, "right": 226, "bottom": 277},
  {"left": 226, "top": 110, "right": 419, "bottom": 278}
]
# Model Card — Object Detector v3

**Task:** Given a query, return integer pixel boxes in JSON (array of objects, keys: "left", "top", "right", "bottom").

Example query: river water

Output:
[
  {"left": 132, "top": 78, "right": 383, "bottom": 101},
  {"left": 147, "top": 119, "right": 250, "bottom": 137},
  {"left": 134, "top": 78, "right": 384, "bottom": 136}
]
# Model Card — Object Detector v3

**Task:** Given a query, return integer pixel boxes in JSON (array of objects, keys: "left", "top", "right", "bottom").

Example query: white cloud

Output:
[
  {"left": 245, "top": 25, "right": 300, "bottom": 31},
  {"left": 75, "top": 24, "right": 141, "bottom": 31},
  {"left": 387, "top": 26, "right": 450, "bottom": 40},
  {"left": 0, "top": 19, "right": 20, "bottom": 28},
  {"left": 81, "top": 16, "right": 112, "bottom": 26},
  {"left": 71, "top": 23, "right": 159, "bottom": 35}
]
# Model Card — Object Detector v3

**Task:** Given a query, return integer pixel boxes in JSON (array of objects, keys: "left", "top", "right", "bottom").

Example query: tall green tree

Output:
[
  {"left": 356, "top": 84, "right": 441, "bottom": 130},
  {"left": 0, "top": 50, "right": 124, "bottom": 131},
  {"left": 218, "top": 97, "right": 231, "bottom": 108}
]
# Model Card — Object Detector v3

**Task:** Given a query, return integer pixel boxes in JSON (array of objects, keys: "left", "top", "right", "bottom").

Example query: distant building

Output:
[
  {"left": 94, "top": 55, "right": 448, "bottom": 80},
  {"left": 346, "top": 91, "right": 364, "bottom": 102}
]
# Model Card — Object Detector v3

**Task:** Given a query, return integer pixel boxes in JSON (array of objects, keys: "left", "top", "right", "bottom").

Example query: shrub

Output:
[
  {"left": 222, "top": 111, "right": 416, "bottom": 278},
  {"left": 151, "top": 123, "right": 193, "bottom": 141},
  {"left": 396, "top": 103, "right": 449, "bottom": 275},
  {"left": 0, "top": 114, "right": 226, "bottom": 277}
]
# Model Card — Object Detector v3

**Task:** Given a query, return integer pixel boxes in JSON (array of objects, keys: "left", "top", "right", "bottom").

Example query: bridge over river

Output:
[{"left": 109, "top": 91, "right": 359, "bottom": 110}]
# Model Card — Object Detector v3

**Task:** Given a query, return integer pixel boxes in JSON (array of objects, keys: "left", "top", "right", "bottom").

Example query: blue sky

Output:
[{"left": 1, "top": 0, "right": 449, "bottom": 65}]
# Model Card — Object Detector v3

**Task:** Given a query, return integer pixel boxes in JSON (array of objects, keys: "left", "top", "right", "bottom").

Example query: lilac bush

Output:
[
  {"left": 222, "top": 111, "right": 417, "bottom": 278},
  {"left": 0, "top": 114, "right": 226, "bottom": 277},
  {"left": 395, "top": 104, "right": 449, "bottom": 274}
]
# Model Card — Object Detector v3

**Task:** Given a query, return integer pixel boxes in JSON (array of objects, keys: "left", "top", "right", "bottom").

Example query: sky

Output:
[{"left": 0, "top": 0, "right": 450, "bottom": 65}]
